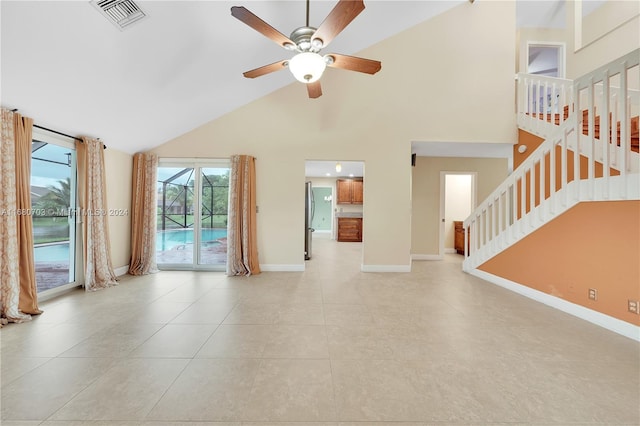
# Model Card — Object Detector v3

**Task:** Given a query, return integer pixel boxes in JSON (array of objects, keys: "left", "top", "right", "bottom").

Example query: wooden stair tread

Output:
[{"left": 525, "top": 109, "right": 639, "bottom": 152}]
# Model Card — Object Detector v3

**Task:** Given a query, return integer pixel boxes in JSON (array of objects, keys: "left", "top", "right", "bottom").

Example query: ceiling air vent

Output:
[{"left": 91, "top": 0, "right": 147, "bottom": 30}]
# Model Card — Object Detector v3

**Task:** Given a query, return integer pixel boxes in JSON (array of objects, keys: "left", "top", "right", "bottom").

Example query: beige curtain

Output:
[
  {"left": 128, "top": 152, "right": 158, "bottom": 275},
  {"left": 0, "top": 108, "right": 40, "bottom": 326},
  {"left": 227, "top": 155, "right": 260, "bottom": 276},
  {"left": 77, "top": 137, "right": 118, "bottom": 291}
]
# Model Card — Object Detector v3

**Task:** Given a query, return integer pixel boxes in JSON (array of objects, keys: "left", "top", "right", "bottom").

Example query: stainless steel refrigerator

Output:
[{"left": 304, "top": 181, "right": 315, "bottom": 260}]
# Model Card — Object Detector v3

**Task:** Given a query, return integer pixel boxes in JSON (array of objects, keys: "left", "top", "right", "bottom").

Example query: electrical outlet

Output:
[
  {"left": 628, "top": 300, "right": 640, "bottom": 315},
  {"left": 588, "top": 288, "right": 597, "bottom": 300}
]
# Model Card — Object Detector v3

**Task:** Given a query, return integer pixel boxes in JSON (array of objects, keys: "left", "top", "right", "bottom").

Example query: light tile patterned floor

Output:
[{"left": 1, "top": 238, "right": 639, "bottom": 425}]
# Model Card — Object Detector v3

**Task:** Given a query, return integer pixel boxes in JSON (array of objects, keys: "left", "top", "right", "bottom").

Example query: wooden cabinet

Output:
[
  {"left": 336, "top": 178, "right": 363, "bottom": 204},
  {"left": 337, "top": 217, "right": 362, "bottom": 242},
  {"left": 351, "top": 180, "right": 364, "bottom": 204},
  {"left": 454, "top": 221, "right": 467, "bottom": 255}
]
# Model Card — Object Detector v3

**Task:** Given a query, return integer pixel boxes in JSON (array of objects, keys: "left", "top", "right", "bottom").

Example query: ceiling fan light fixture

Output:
[{"left": 289, "top": 52, "right": 326, "bottom": 83}]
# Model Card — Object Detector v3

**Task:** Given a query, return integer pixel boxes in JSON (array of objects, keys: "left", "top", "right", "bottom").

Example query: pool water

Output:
[
  {"left": 34, "top": 242, "right": 70, "bottom": 262},
  {"left": 33, "top": 229, "right": 228, "bottom": 263},
  {"left": 156, "top": 228, "right": 227, "bottom": 251}
]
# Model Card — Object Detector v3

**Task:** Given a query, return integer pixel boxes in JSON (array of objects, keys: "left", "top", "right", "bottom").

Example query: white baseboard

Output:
[
  {"left": 259, "top": 264, "right": 305, "bottom": 272},
  {"left": 411, "top": 254, "right": 443, "bottom": 261},
  {"left": 470, "top": 268, "right": 640, "bottom": 342},
  {"left": 114, "top": 265, "right": 129, "bottom": 277},
  {"left": 444, "top": 248, "right": 457, "bottom": 254},
  {"left": 361, "top": 264, "right": 411, "bottom": 273}
]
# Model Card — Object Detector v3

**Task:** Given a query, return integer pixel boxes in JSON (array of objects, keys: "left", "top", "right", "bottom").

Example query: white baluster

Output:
[
  {"left": 587, "top": 77, "right": 595, "bottom": 199},
  {"left": 602, "top": 70, "right": 610, "bottom": 199},
  {"left": 616, "top": 61, "right": 631, "bottom": 198},
  {"left": 550, "top": 143, "right": 556, "bottom": 214}
]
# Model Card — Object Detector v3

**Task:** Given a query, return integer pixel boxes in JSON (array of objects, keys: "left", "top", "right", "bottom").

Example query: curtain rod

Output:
[
  {"left": 9, "top": 109, "right": 107, "bottom": 149},
  {"left": 33, "top": 124, "right": 107, "bottom": 150}
]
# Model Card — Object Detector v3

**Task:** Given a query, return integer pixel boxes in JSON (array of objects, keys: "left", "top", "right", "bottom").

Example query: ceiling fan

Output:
[{"left": 231, "top": 0, "right": 382, "bottom": 99}]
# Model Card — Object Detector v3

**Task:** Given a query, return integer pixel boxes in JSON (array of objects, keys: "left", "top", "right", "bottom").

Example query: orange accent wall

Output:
[
  {"left": 514, "top": 129, "right": 544, "bottom": 170},
  {"left": 514, "top": 130, "right": 621, "bottom": 218},
  {"left": 479, "top": 201, "right": 640, "bottom": 326}
]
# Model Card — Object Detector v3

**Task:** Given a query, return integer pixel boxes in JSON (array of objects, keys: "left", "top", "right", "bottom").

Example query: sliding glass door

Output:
[
  {"left": 156, "top": 160, "right": 229, "bottom": 270},
  {"left": 31, "top": 133, "right": 77, "bottom": 293}
]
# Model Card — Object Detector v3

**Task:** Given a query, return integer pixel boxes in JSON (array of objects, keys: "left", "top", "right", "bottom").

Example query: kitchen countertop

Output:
[{"left": 335, "top": 212, "right": 363, "bottom": 218}]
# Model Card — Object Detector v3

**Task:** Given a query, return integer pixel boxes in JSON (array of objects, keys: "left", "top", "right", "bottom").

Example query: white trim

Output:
[
  {"left": 38, "top": 282, "right": 81, "bottom": 302},
  {"left": 444, "top": 248, "right": 457, "bottom": 254},
  {"left": 469, "top": 268, "right": 640, "bottom": 342},
  {"left": 411, "top": 254, "right": 443, "bottom": 261},
  {"left": 361, "top": 264, "right": 411, "bottom": 273},
  {"left": 114, "top": 265, "right": 130, "bottom": 277},
  {"left": 259, "top": 264, "right": 305, "bottom": 272}
]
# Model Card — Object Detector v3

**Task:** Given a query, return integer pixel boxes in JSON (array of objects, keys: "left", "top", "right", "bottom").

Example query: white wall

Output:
[{"left": 444, "top": 174, "right": 472, "bottom": 250}]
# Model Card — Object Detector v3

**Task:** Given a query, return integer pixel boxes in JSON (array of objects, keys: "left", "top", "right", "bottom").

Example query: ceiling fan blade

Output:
[
  {"left": 327, "top": 53, "right": 381, "bottom": 75},
  {"left": 231, "top": 6, "right": 295, "bottom": 49},
  {"left": 243, "top": 60, "right": 288, "bottom": 79},
  {"left": 307, "top": 81, "right": 322, "bottom": 99},
  {"left": 311, "top": 0, "right": 365, "bottom": 49}
]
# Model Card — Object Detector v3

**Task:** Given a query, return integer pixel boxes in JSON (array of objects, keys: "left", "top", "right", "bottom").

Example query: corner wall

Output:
[
  {"left": 516, "top": 2, "right": 640, "bottom": 81},
  {"left": 104, "top": 147, "right": 133, "bottom": 272},
  {"left": 411, "top": 156, "right": 508, "bottom": 256}
]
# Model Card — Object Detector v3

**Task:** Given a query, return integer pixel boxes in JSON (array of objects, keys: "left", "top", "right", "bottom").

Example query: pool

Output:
[
  {"left": 32, "top": 229, "right": 228, "bottom": 262},
  {"left": 34, "top": 242, "right": 71, "bottom": 262},
  {"left": 156, "top": 228, "right": 227, "bottom": 251}
]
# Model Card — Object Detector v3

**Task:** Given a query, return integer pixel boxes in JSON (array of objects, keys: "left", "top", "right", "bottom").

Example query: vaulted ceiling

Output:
[{"left": 1, "top": 1, "right": 577, "bottom": 154}]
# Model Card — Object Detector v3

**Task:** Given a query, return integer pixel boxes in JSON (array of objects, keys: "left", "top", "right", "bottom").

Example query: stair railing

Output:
[
  {"left": 517, "top": 73, "right": 574, "bottom": 139},
  {"left": 464, "top": 49, "right": 639, "bottom": 271}
]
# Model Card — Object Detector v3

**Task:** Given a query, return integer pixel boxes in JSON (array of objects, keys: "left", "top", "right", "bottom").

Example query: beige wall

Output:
[
  {"left": 569, "top": 1, "right": 639, "bottom": 79},
  {"left": 516, "top": 28, "right": 567, "bottom": 75},
  {"left": 517, "top": 2, "right": 639, "bottom": 81},
  {"left": 104, "top": 147, "right": 133, "bottom": 271},
  {"left": 412, "top": 156, "right": 508, "bottom": 256},
  {"left": 152, "top": 1, "right": 516, "bottom": 270}
]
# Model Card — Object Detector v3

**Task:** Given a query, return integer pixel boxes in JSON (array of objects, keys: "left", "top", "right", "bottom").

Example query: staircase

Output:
[{"left": 463, "top": 49, "right": 640, "bottom": 271}]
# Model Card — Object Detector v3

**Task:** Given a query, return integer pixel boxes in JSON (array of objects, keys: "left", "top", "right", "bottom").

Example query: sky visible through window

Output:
[{"left": 31, "top": 141, "right": 72, "bottom": 189}]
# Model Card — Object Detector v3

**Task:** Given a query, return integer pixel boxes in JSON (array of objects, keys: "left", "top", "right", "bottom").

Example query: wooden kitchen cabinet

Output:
[
  {"left": 337, "top": 217, "right": 362, "bottom": 242},
  {"left": 336, "top": 178, "right": 363, "bottom": 204},
  {"left": 454, "top": 221, "right": 467, "bottom": 255}
]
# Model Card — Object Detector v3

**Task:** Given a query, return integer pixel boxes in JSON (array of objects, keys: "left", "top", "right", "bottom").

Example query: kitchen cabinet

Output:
[
  {"left": 337, "top": 217, "right": 362, "bottom": 242},
  {"left": 336, "top": 178, "right": 363, "bottom": 204}
]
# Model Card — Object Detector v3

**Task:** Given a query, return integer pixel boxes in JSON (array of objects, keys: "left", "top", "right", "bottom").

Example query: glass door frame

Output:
[
  {"left": 157, "top": 158, "right": 230, "bottom": 271},
  {"left": 31, "top": 128, "right": 82, "bottom": 300}
]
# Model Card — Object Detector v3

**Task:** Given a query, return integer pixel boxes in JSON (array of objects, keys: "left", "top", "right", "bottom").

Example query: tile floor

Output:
[{"left": 1, "top": 238, "right": 639, "bottom": 425}]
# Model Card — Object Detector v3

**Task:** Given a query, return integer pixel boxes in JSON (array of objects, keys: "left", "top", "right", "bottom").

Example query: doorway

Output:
[
  {"left": 156, "top": 160, "right": 230, "bottom": 271},
  {"left": 31, "top": 130, "right": 79, "bottom": 295},
  {"left": 526, "top": 43, "right": 565, "bottom": 78},
  {"left": 439, "top": 172, "right": 476, "bottom": 256},
  {"left": 304, "top": 160, "right": 364, "bottom": 265}
]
